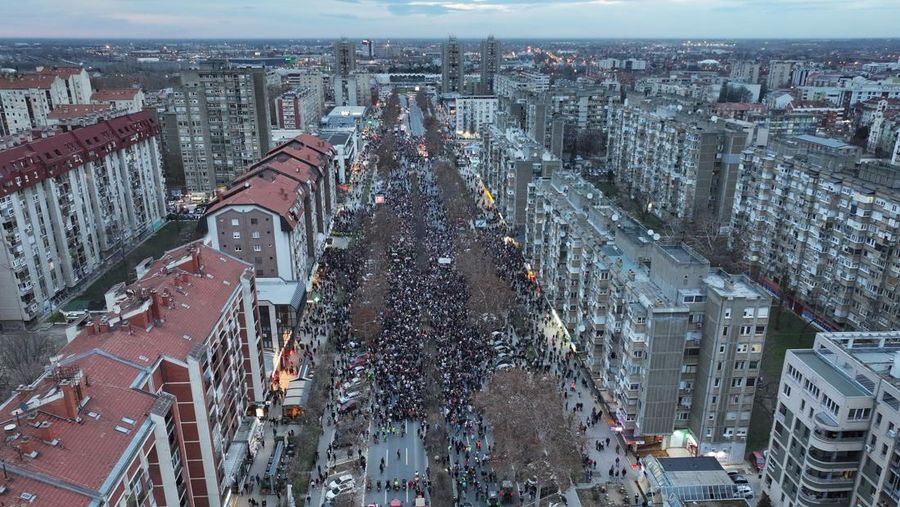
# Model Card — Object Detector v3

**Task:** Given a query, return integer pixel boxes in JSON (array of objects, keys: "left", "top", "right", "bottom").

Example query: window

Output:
[
  {"left": 714, "top": 378, "right": 721, "bottom": 387},
  {"left": 735, "top": 361, "right": 746, "bottom": 370},
  {"left": 252, "top": 231, "right": 260, "bottom": 239},
  {"left": 732, "top": 378, "right": 744, "bottom": 388},
  {"left": 231, "top": 219, "right": 239, "bottom": 226},
  {"left": 757, "top": 307, "right": 769, "bottom": 318},
  {"left": 751, "top": 344, "right": 763, "bottom": 353},
  {"left": 848, "top": 408, "right": 871, "bottom": 421},
  {"left": 737, "top": 344, "right": 749, "bottom": 353},
  {"left": 755, "top": 325, "right": 766, "bottom": 335},
  {"left": 743, "top": 308, "right": 754, "bottom": 318},
  {"left": 803, "top": 379, "right": 820, "bottom": 398},
  {"left": 747, "top": 377, "right": 756, "bottom": 387},
  {"left": 250, "top": 218, "right": 258, "bottom": 225},
  {"left": 875, "top": 412, "right": 883, "bottom": 427},
  {"left": 822, "top": 394, "right": 839, "bottom": 416},
  {"left": 749, "top": 361, "right": 759, "bottom": 369},
  {"left": 783, "top": 384, "right": 792, "bottom": 396},
  {"left": 253, "top": 245, "right": 261, "bottom": 252},
  {"left": 719, "top": 345, "right": 726, "bottom": 354},
  {"left": 232, "top": 232, "right": 241, "bottom": 239},
  {"left": 740, "top": 325, "right": 753, "bottom": 335},
  {"left": 234, "top": 245, "right": 242, "bottom": 252},
  {"left": 724, "top": 308, "right": 732, "bottom": 319},
  {"left": 711, "top": 395, "right": 718, "bottom": 404},
  {"left": 722, "top": 326, "right": 730, "bottom": 336},
  {"left": 708, "top": 413, "right": 716, "bottom": 420}
]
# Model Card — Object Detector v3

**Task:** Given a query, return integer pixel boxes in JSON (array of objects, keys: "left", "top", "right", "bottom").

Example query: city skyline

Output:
[{"left": 3, "top": 0, "right": 899, "bottom": 39}]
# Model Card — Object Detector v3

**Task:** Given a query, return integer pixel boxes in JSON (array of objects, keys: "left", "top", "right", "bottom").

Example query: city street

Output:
[{"left": 364, "top": 421, "right": 428, "bottom": 505}]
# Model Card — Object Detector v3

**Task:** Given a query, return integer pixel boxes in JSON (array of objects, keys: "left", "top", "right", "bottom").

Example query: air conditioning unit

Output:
[
  {"left": 865, "top": 444, "right": 874, "bottom": 453},
  {"left": 889, "top": 429, "right": 897, "bottom": 438}
]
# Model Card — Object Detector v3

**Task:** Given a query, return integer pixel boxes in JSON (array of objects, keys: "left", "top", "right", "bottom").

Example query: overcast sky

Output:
[{"left": 3, "top": 0, "right": 898, "bottom": 39}]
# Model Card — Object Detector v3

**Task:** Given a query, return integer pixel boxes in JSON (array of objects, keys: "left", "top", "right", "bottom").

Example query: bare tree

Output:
[
  {"left": 0, "top": 333, "right": 59, "bottom": 398},
  {"left": 475, "top": 369, "right": 584, "bottom": 498},
  {"left": 349, "top": 207, "right": 400, "bottom": 342}
]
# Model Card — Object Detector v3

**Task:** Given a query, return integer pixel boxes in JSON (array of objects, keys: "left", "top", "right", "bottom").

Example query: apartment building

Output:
[
  {"left": 90, "top": 87, "right": 145, "bottom": 113},
  {"left": 203, "top": 134, "right": 336, "bottom": 351},
  {"left": 0, "top": 74, "right": 70, "bottom": 135},
  {"left": 0, "top": 242, "right": 266, "bottom": 507},
  {"left": 275, "top": 88, "right": 319, "bottom": 130},
  {"left": 281, "top": 70, "right": 326, "bottom": 116},
  {"left": 730, "top": 61, "right": 761, "bottom": 85},
  {"left": 174, "top": 66, "right": 271, "bottom": 193},
  {"left": 333, "top": 38, "right": 357, "bottom": 76},
  {"left": 764, "top": 331, "right": 900, "bottom": 507},
  {"left": 480, "top": 36, "right": 502, "bottom": 95},
  {"left": 494, "top": 71, "right": 550, "bottom": 101},
  {"left": 524, "top": 172, "right": 771, "bottom": 464},
  {"left": 767, "top": 60, "right": 801, "bottom": 90},
  {"left": 37, "top": 66, "right": 93, "bottom": 104},
  {"left": 480, "top": 124, "right": 561, "bottom": 231},
  {"left": 333, "top": 72, "right": 373, "bottom": 108},
  {"left": 442, "top": 36, "right": 466, "bottom": 95},
  {"left": 731, "top": 138, "right": 900, "bottom": 332},
  {"left": 799, "top": 77, "right": 900, "bottom": 109},
  {"left": 0, "top": 111, "right": 166, "bottom": 327},
  {"left": 455, "top": 95, "right": 498, "bottom": 135},
  {"left": 607, "top": 98, "right": 749, "bottom": 225}
]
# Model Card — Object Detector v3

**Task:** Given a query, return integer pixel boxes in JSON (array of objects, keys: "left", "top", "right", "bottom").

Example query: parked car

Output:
[
  {"left": 338, "top": 391, "right": 360, "bottom": 405},
  {"left": 735, "top": 485, "right": 753, "bottom": 499},
  {"left": 328, "top": 475, "right": 355, "bottom": 490},
  {"left": 729, "top": 473, "right": 750, "bottom": 485},
  {"left": 749, "top": 450, "right": 766, "bottom": 472}
]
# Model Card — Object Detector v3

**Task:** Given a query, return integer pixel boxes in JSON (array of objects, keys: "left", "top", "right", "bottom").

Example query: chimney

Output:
[
  {"left": 59, "top": 384, "right": 80, "bottom": 419},
  {"left": 38, "top": 422, "right": 54, "bottom": 443},
  {"left": 190, "top": 248, "right": 203, "bottom": 274},
  {"left": 149, "top": 289, "right": 164, "bottom": 322},
  {"left": 17, "top": 436, "right": 33, "bottom": 456}
]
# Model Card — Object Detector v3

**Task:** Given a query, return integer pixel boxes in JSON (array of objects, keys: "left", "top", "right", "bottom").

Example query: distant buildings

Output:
[
  {"left": 524, "top": 171, "right": 772, "bottom": 464},
  {"left": 333, "top": 72, "right": 373, "bottom": 107},
  {"left": 455, "top": 95, "right": 498, "bottom": 135},
  {"left": 731, "top": 137, "right": 900, "bottom": 332},
  {"left": 174, "top": 66, "right": 271, "bottom": 193},
  {"left": 798, "top": 76, "right": 900, "bottom": 108},
  {"left": 0, "top": 242, "right": 265, "bottom": 506},
  {"left": 764, "top": 331, "right": 900, "bottom": 507},
  {"left": 606, "top": 98, "right": 750, "bottom": 225},
  {"left": 480, "top": 36, "right": 501, "bottom": 95},
  {"left": 0, "top": 112, "right": 166, "bottom": 327},
  {"left": 767, "top": 60, "right": 800, "bottom": 90},
  {"left": 442, "top": 36, "right": 465, "bottom": 95},
  {"left": 280, "top": 70, "right": 326, "bottom": 116},
  {"left": 275, "top": 88, "right": 319, "bottom": 130},
  {"left": 597, "top": 58, "right": 647, "bottom": 71}
]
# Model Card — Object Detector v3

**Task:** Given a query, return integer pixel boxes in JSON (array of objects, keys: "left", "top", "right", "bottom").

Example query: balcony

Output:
[{"left": 801, "top": 471, "right": 855, "bottom": 491}]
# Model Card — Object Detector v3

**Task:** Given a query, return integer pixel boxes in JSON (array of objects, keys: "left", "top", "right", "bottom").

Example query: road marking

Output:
[
  {"left": 405, "top": 447, "right": 409, "bottom": 465},
  {"left": 385, "top": 448, "right": 389, "bottom": 467}
]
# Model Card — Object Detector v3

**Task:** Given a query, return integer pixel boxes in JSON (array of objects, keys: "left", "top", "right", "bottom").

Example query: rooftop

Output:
[
  {"left": 205, "top": 173, "right": 307, "bottom": 230},
  {"left": 327, "top": 106, "right": 367, "bottom": 118},
  {"left": 792, "top": 349, "right": 870, "bottom": 397},
  {"left": 48, "top": 104, "right": 112, "bottom": 120},
  {"left": 794, "top": 134, "right": 851, "bottom": 150},
  {"left": 0, "top": 75, "right": 59, "bottom": 90},
  {"left": 91, "top": 88, "right": 141, "bottom": 101}
]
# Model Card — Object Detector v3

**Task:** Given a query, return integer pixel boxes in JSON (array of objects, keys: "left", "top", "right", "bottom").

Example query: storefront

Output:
[{"left": 257, "top": 278, "right": 305, "bottom": 354}]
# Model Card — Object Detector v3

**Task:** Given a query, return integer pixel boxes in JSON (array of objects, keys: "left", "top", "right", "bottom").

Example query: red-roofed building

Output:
[
  {"left": 0, "top": 74, "right": 70, "bottom": 135},
  {"left": 0, "top": 242, "right": 267, "bottom": 506},
  {"left": 46, "top": 103, "right": 120, "bottom": 129},
  {"left": 200, "top": 134, "right": 336, "bottom": 350},
  {"left": 0, "top": 111, "right": 166, "bottom": 325},
  {"left": 91, "top": 88, "right": 145, "bottom": 114}
]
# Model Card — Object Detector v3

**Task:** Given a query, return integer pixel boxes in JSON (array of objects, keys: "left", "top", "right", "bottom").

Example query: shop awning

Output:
[{"left": 222, "top": 417, "right": 258, "bottom": 488}]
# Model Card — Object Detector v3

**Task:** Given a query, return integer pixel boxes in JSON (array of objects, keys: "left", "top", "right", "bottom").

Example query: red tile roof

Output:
[
  {"left": 0, "top": 111, "right": 159, "bottom": 198},
  {"left": 60, "top": 242, "right": 252, "bottom": 366},
  {"left": 0, "top": 75, "right": 59, "bottom": 90},
  {"left": 91, "top": 88, "right": 140, "bottom": 101},
  {"left": 205, "top": 173, "right": 307, "bottom": 230},
  {"left": 48, "top": 103, "right": 113, "bottom": 120},
  {"left": 0, "top": 353, "right": 157, "bottom": 502},
  {"left": 37, "top": 67, "right": 86, "bottom": 79}
]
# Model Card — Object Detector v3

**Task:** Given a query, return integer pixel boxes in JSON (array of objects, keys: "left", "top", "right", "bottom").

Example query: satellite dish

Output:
[
  {"left": 647, "top": 229, "right": 654, "bottom": 236},
  {"left": 653, "top": 233, "right": 661, "bottom": 241},
  {"left": 611, "top": 213, "right": 620, "bottom": 222}
]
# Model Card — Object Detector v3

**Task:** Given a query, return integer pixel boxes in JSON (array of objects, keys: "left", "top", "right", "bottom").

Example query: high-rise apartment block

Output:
[
  {"left": 442, "top": 36, "right": 465, "bottom": 95},
  {"left": 0, "top": 75, "right": 70, "bottom": 135},
  {"left": 281, "top": 70, "right": 326, "bottom": 117},
  {"left": 275, "top": 88, "right": 319, "bottom": 130},
  {"left": 0, "top": 242, "right": 266, "bottom": 506},
  {"left": 90, "top": 87, "right": 145, "bottom": 114},
  {"left": 730, "top": 61, "right": 761, "bottom": 85},
  {"left": 333, "top": 38, "right": 357, "bottom": 76},
  {"left": 764, "top": 331, "right": 900, "bottom": 507},
  {"left": 480, "top": 123, "right": 560, "bottom": 231},
  {"left": 333, "top": 73, "right": 373, "bottom": 108},
  {"left": 731, "top": 136, "right": 900, "bottom": 332},
  {"left": 174, "top": 66, "right": 271, "bottom": 193},
  {"left": 480, "top": 36, "right": 501, "bottom": 95},
  {"left": 0, "top": 112, "right": 166, "bottom": 327},
  {"left": 607, "top": 98, "right": 750, "bottom": 225},
  {"left": 524, "top": 172, "right": 772, "bottom": 464},
  {"left": 37, "top": 66, "right": 93, "bottom": 104}
]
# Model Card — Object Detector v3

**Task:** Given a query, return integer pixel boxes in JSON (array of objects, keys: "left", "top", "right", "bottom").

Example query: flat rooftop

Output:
[{"left": 793, "top": 349, "right": 870, "bottom": 397}]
